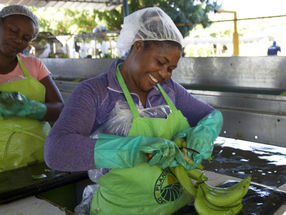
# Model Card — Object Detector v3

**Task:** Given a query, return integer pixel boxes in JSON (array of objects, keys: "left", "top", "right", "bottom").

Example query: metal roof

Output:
[{"left": 0, "top": 0, "right": 123, "bottom": 10}]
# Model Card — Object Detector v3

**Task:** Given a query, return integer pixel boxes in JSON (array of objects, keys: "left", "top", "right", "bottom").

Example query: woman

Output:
[
  {"left": 0, "top": 5, "right": 64, "bottom": 172},
  {"left": 45, "top": 7, "right": 222, "bottom": 215}
]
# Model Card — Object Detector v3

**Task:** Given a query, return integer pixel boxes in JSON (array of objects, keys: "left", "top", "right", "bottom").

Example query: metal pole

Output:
[
  {"left": 233, "top": 12, "right": 239, "bottom": 56},
  {"left": 123, "top": 0, "right": 129, "bottom": 17},
  {"left": 215, "top": 10, "right": 239, "bottom": 56}
]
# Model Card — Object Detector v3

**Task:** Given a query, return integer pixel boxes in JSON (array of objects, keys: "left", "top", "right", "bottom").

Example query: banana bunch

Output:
[
  {"left": 195, "top": 176, "right": 251, "bottom": 215},
  {"left": 171, "top": 138, "right": 251, "bottom": 215}
]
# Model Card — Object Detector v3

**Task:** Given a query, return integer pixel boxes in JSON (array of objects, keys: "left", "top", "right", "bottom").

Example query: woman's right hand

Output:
[{"left": 94, "top": 134, "right": 190, "bottom": 169}]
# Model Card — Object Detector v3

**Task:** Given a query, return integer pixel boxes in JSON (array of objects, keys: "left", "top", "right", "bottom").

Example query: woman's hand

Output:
[
  {"left": 0, "top": 91, "right": 47, "bottom": 119},
  {"left": 94, "top": 134, "right": 194, "bottom": 169},
  {"left": 173, "top": 110, "right": 223, "bottom": 168}
]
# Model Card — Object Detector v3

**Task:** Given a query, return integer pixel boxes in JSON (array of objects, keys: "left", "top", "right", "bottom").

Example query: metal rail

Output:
[{"left": 43, "top": 57, "right": 286, "bottom": 147}]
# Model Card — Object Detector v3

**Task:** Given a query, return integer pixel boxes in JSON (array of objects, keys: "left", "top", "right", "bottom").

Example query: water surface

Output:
[{"left": 203, "top": 137, "right": 286, "bottom": 187}]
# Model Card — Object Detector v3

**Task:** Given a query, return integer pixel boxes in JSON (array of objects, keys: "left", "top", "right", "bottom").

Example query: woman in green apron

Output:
[
  {"left": 45, "top": 7, "right": 222, "bottom": 215},
  {"left": 0, "top": 5, "right": 64, "bottom": 172}
]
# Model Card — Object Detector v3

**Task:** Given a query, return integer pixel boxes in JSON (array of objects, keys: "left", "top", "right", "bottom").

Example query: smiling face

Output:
[
  {"left": 0, "top": 15, "right": 36, "bottom": 57},
  {"left": 121, "top": 40, "right": 182, "bottom": 96}
]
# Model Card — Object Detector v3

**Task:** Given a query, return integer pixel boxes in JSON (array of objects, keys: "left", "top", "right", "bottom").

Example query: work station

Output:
[{"left": 0, "top": 0, "right": 286, "bottom": 214}]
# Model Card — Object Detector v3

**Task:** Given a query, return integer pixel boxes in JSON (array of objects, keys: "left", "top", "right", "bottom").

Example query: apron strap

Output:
[
  {"left": 156, "top": 83, "right": 177, "bottom": 112},
  {"left": 116, "top": 64, "right": 140, "bottom": 118},
  {"left": 16, "top": 55, "right": 32, "bottom": 78}
]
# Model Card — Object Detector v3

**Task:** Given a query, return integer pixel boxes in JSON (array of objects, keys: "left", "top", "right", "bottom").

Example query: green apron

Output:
[
  {"left": 90, "top": 66, "right": 192, "bottom": 215},
  {"left": 0, "top": 55, "right": 50, "bottom": 172}
]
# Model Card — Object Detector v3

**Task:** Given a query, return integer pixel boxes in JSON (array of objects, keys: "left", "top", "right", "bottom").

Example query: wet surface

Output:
[
  {"left": 0, "top": 162, "right": 87, "bottom": 204},
  {"left": 202, "top": 137, "right": 286, "bottom": 187},
  {"left": 173, "top": 137, "right": 286, "bottom": 215}
]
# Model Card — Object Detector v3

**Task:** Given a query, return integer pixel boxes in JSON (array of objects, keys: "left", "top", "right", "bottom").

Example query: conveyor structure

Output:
[{"left": 43, "top": 56, "right": 286, "bottom": 148}]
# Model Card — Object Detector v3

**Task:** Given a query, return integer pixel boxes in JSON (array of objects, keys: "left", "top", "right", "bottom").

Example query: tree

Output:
[
  {"left": 34, "top": 8, "right": 97, "bottom": 35},
  {"left": 95, "top": 0, "right": 221, "bottom": 37},
  {"left": 33, "top": 0, "right": 220, "bottom": 37}
]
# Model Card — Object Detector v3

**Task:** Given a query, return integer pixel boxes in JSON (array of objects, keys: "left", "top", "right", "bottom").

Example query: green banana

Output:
[
  {"left": 202, "top": 176, "right": 251, "bottom": 194},
  {"left": 201, "top": 177, "right": 251, "bottom": 207},
  {"left": 174, "top": 138, "right": 185, "bottom": 148},
  {"left": 173, "top": 165, "right": 197, "bottom": 197},
  {"left": 172, "top": 136, "right": 249, "bottom": 215},
  {"left": 187, "top": 169, "right": 208, "bottom": 182},
  {"left": 195, "top": 185, "right": 234, "bottom": 215},
  {"left": 174, "top": 137, "right": 196, "bottom": 167}
]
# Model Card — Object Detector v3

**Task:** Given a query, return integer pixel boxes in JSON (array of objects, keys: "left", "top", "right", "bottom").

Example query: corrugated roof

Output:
[{"left": 0, "top": 0, "right": 123, "bottom": 10}]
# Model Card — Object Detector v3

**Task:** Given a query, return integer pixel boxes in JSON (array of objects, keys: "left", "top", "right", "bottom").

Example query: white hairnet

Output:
[
  {"left": 116, "top": 7, "right": 183, "bottom": 56},
  {"left": 0, "top": 4, "right": 39, "bottom": 40}
]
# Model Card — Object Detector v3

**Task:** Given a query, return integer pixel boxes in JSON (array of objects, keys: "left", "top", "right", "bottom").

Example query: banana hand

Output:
[
  {"left": 172, "top": 136, "right": 250, "bottom": 215},
  {"left": 195, "top": 185, "right": 243, "bottom": 215},
  {"left": 201, "top": 176, "right": 251, "bottom": 207}
]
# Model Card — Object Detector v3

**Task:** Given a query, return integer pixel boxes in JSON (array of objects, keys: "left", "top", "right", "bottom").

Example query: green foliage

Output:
[
  {"left": 35, "top": 8, "right": 98, "bottom": 35},
  {"left": 93, "top": 8, "right": 123, "bottom": 31},
  {"left": 64, "top": 9, "right": 96, "bottom": 33},
  {"left": 210, "top": 32, "right": 217, "bottom": 37},
  {"left": 33, "top": 0, "right": 220, "bottom": 38},
  {"left": 224, "top": 30, "right": 231, "bottom": 37},
  {"left": 128, "top": 0, "right": 221, "bottom": 37}
]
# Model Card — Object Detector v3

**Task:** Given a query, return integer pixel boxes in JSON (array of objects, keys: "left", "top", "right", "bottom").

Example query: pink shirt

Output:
[{"left": 0, "top": 54, "right": 50, "bottom": 84}]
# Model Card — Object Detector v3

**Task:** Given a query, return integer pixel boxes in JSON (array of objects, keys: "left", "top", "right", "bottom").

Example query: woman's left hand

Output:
[
  {"left": 0, "top": 91, "right": 47, "bottom": 119},
  {"left": 173, "top": 110, "right": 223, "bottom": 168}
]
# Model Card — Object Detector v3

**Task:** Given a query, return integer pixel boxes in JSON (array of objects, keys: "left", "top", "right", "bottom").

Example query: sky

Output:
[{"left": 216, "top": 0, "right": 286, "bottom": 18}]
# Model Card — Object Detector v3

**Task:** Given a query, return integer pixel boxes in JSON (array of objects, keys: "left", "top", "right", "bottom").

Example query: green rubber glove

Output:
[
  {"left": 94, "top": 134, "right": 189, "bottom": 169},
  {"left": 0, "top": 91, "right": 47, "bottom": 119},
  {"left": 174, "top": 110, "right": 223, "bottom": 168}
]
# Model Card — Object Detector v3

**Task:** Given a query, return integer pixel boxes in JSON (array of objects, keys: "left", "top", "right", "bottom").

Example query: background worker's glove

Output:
[
  {"left": 94, "top": 134, "right": 192, "bottom": 169},
  {"left": 174, "top": 110, "right": 223, "bottom": 168},
  {"left": 0, "top": 91, "right": 47, "bottom": 119}
]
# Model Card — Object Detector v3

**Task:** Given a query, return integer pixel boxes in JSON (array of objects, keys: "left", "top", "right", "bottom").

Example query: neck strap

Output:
[{"left": 17, "top": 55, "right": 32, "bottom": 78}]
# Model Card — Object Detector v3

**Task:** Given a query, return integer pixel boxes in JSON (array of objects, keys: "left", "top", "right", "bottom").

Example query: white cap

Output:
[
  {"left": 116, "top": 7, "right": 183, "bottom": 56},
  {"left": 0, "top": 4, "right": 39, "bottom": 40}
]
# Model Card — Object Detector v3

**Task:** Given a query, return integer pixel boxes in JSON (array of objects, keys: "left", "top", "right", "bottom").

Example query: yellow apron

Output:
[{"left": 0, "top": 55, "right": 50, "bottom": 172}]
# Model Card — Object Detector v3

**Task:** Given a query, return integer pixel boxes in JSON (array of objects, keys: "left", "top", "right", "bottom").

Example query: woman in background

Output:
[{"left": 0, "top": 5, "right": 64, "bottom": 172}]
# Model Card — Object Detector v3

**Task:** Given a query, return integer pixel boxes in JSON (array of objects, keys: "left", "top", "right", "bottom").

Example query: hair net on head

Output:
[
  {"left": 116, "top": 7, "right": 183, "bottom": 57},
  {"left": 0, "top": 4, "right": 39, "bottom": 40}
]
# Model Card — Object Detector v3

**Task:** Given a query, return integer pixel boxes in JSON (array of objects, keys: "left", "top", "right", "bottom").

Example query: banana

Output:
[
  {"left": 230, "top": 202, "right": 243, "bottom": 214},
  {"left": 195, "top": 185, "right": 233, "bottom": 215},
  {"left": 201, "top": 177, "right": 251, "bottom": 207},
  {"left": 182, "top": 148, "right": 195, "bottom": 166},
  {"left": 202, "top": 176, "right": 251, "bottom": 194},
  {"left": 173, "top": 165, "right": 197, "bottom": 197},
  {"left": 187, "top": 169, "right": 208, "bottom": 182},
  {"left": 201, "top": 185, "right": 245, "bottom": 207},
  {"left": 174, "top": 138, "right": 185, "bottom": 148},
  {"left": 196, "top": 163, "right": 204, "bottom": 170},
  {"left": 195, "top": 185, "right": 243, "bottom": 215}
]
